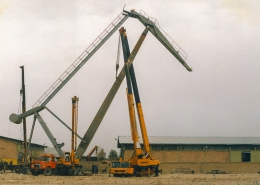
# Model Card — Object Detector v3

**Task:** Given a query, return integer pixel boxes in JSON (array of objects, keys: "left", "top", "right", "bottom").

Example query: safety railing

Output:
[
  {"left": 33, "top": 12, "right": 127, "bottom": 107},
  {"left": 140, "top": 9, "right": 187, "bottom": 61}
]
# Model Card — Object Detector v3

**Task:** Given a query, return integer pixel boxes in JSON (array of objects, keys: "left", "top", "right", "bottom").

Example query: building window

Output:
[{"left": 242, "top": 151, "right": 251, "bottom": 162}]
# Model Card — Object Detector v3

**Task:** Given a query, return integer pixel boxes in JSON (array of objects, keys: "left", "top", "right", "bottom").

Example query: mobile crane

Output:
[
  {"left": 109, "top": 27, "right": 159, "bottom": 177},
  {"left": 55, "top": 96, "right": 82, "bottom": 175},
  {"left": 30, "top": 96, "right": 82, "bottom": 176},
  {"left": 9, "top": 9, "right": 192, "bottom": 167}
]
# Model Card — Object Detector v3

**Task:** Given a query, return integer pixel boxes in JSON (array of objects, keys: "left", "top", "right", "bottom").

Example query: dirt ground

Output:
[{"left": 1, "top": 172, "right": 260, "bottom": 185}]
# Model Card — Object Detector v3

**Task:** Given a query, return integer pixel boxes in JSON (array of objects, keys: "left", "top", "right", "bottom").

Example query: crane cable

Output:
[{"left": 115, "top": 33, "right": 121, "bottom": 78}]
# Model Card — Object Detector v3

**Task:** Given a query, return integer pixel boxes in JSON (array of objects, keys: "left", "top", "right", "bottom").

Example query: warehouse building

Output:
[
  {"left": 117, "top": 136, "right": 260, "bottom": 163},
  {"left": 0, "top": 135, "right": 45, "bottom": 162}
]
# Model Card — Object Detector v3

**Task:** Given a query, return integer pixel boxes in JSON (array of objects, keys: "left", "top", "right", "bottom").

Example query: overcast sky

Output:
[{"left": 1, "top": 0, "right": 259, "bottom": 156}]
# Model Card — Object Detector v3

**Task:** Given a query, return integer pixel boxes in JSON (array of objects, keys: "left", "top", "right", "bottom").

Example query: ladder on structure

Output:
[{"left": 33, "top": 12, "right": 129, "bottom": 108}]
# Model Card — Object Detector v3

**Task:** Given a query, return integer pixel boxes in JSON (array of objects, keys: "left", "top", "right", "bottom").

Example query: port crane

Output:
[{"left": 9, "top": 9, "right": 192, "bottom": 166}]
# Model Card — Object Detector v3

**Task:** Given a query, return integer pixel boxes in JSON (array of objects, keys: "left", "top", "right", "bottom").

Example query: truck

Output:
[
  {"left": 30, "top": 152, "right": 82, "bottom": 176},
  {"left": 109, "top": 158, "right": 134, "bottom": 177},
  {"left": 30, "top": 154, "right": 56, "bottom": 176}
]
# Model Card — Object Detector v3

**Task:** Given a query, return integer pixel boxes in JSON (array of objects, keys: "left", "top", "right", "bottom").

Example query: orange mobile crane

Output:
[
  {"left": 54, "top": 96, "right": 82, "bottom": 176},
  {"left": 30, "top": 96, "right": 82, "bottom": 176}
]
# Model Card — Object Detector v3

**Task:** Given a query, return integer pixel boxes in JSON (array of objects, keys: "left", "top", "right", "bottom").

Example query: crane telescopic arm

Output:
[
  {"left": 120, "top": 27, "right": 152, "bottom": 158},
  {"left": 120, "top": 27, "right": 143, "bottom": 157}
]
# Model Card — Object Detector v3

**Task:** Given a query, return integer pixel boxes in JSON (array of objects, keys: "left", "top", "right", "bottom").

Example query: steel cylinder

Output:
[{"left": 9, "top": 113, "right": 22, "bottom": 124}]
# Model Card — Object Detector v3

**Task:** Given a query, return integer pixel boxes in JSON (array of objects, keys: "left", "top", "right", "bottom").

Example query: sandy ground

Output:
[{"left": 1, "top": 172, "right": 260, "bottom": 185}]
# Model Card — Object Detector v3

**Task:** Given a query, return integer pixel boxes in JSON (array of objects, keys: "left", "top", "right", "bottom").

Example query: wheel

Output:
[
  {"left": 133, "top": 170, "right": 137, "bottom": 177},
  {"left": 14, "top": 166, "right": 21, "bottom": 174},
  {"left": 68, "top": 169, "right": 74, "bottom": 176},
  {"left": 44, "top": 167, "right": 52, "bottom": 176},
  {"left": 75, "top": 167, "right": 82, "bottom": 176}
]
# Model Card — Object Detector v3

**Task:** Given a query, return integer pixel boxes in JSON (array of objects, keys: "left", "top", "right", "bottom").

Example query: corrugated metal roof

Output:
[{"left": 118, "top": 136, "right": 260, "bottom": 145}]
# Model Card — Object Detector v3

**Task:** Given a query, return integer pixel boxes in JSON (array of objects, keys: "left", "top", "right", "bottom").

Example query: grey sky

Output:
[{"left": 1, "top": 1, "right": 259, "bottom": 155}]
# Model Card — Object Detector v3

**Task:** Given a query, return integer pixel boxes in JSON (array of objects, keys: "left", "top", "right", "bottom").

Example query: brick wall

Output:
[
  {"left": 124, "top": 150, "right": 230, "bottom": 162},
  {"left": 0, "top": 138, "right": 18, "bottom": 158},
  {"left": 30, "top": 145, "right": 45, "bottom": 159},
  {"left": 80, "top": 161, "right": 260, "bottom": 174},
  {"left": 0, "top": 137, "right": 44, "bottom": 160}
]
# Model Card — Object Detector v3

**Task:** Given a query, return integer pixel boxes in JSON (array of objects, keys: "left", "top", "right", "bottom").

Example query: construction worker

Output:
[
  {"left": 92, "top": 164, "right": 95, "bottom": 174},
  {"left": 95, "top": 164, "right": 98, "bottom": 174},
  {"left": 18, "top": 151, "right": 23, "bottom": 163}
]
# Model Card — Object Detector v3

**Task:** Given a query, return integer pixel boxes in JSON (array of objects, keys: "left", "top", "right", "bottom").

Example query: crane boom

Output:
[
  {"left": 86, "top": 146, "right": 98, "bottom": 160},
  {"left": 71, "top": 96, "right": 79, "bottom": 162},
  {"left": 119, "top": 27, "right": 143, "bottom": 156}
]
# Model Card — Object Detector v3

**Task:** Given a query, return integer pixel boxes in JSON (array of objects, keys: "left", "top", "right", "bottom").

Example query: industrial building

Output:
[
  {"left": 0, "top": 135, "right": 45, "bottom": 161},
  {"left": 117, "top": 136, "right": 260, "bottom": 163}
]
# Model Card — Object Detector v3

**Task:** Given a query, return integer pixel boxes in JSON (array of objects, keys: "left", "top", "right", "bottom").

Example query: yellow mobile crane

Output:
[
  {"left": 54, "top": 96, "right": 82, "bottom": 175},
  {"left": 109, "top": 27, "right": 159, "bottom": 177}
]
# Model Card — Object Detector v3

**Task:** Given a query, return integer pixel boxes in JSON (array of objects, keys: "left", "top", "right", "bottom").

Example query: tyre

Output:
[
  {"left": 68, "top": 169, "right": 74, "bottom": 176},
  {"left": 75, "top": 167, "right": 82, "bottom": 176},
  {"left": 14, "top": 166, "right": 21, "bottom": 174},
  {"left": 44, "top": 167, "right": 52, "bottom": 176}
]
